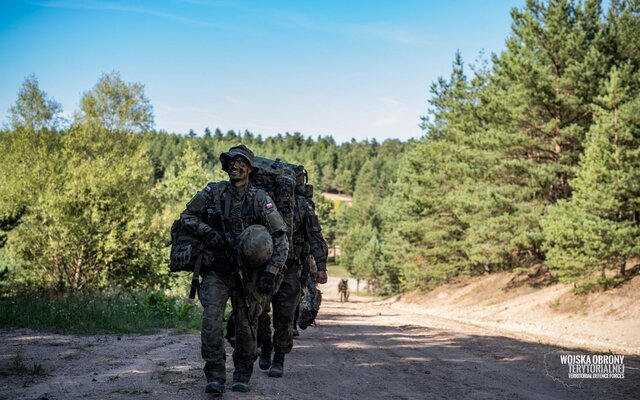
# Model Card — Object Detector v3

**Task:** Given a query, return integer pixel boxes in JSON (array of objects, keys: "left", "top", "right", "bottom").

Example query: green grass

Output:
[
  {"left": 0, "top": 290, "right": 202, "bottom": 334},
  {"left": 0, "top": 352, "right": 46, "bottom": 379}
]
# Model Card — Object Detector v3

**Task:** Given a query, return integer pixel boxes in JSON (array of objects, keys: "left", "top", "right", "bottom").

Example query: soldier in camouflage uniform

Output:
[
  {"left": 338, "top": 278, "right": 350, "bottom": 302},
  {"left": 257, "top": 192, "right": 328, "bottom": 378},
  {"left": 179, "top": 145, "right": 289, "bottom": 394}
]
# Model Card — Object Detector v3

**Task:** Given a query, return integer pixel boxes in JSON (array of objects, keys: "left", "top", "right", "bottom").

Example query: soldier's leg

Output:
[
  {"left": 230, "top": 287, "right": 265, "bottom": 385},
  {"left": 200, "top": 270, "right": 230, "bottom": 387},
  {"left": 225, "top": 309, "right": 236, "bottom": 348},
  {"left": 257, "top": 301, "right": 272, "bottom": 370},
  {"left": 293, "top": 300, "right": 301, "bottom": 337},
  {"left": 257, "top": 301, "right": 272, "bottom": 350},
  {"left": 269, "top": 268, "right": 301, "bottom": 377}
]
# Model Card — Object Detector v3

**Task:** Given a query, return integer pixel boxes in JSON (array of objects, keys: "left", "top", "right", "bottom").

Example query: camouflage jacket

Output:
[
  {"left": 290, "top": 195, "right": 328, "bottom": 272},
  {"left": 180, "top": 181, "right": 289, "bottom": 276}
]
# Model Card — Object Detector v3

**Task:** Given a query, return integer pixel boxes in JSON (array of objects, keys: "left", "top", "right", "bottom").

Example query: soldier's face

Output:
[{"left": 228, "top": 156, "right": 252, "bottom": 183}]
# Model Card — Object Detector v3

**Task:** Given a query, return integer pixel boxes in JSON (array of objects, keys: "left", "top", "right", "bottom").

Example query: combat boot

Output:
[
  {"left": 268, "top": 352, "right": 285, "bottom": 378},
  {"left": 205, "top": 379, "right": 225, "bottom": 394},
  {"left": 231, "top": 381, "right": 250, "bottom": 392},
  {"left": 259, "top": 345, "right": 272, "bottom": 370}
]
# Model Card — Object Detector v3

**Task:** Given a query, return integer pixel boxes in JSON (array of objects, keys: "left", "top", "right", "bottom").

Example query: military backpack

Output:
[
  {"left": 168, "top": 219, "right": 206, "bottom": 299},
  {"left": 251, "top": 156, "right": 306, "bottom": 249}
]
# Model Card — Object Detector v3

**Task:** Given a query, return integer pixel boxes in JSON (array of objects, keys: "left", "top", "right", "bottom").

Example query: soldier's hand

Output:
[
  {"left": 172, "top": 246, "right": 191, "bottom": 268},
  {"left": 257, "top": 272, "right": 276, "bottom": 294},
  {"left": 204, "top": 230, "right": 223, "bottom": 249},
  {"left": 316, "top": 271, "right": 328, "bottom": 284}
]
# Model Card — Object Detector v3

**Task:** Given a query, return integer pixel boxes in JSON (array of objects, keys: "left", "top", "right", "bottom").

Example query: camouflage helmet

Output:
[
  {"left": 238, "top": 224, "right": 273, "bottom": 269},
  {"left": 220, "top": 144, "right": 256, "bottom": 172}
]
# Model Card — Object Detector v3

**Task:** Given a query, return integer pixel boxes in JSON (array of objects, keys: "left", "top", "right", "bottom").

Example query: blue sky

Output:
[{"left": 0, "top": 0, "right": 524, "bottom": 143}]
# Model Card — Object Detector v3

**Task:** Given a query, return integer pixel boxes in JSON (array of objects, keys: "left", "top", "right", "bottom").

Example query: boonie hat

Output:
[{"left": 220, "top": 144, "right": 256, "bottom": 172}]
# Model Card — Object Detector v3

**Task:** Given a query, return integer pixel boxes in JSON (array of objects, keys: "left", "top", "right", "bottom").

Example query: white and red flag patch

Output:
[{"left": 266, "top": 202, "right": 274, "bottom": 210}]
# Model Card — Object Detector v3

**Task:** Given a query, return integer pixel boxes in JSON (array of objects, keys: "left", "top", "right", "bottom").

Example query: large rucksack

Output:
[{"left": 251, "top": 157, "right": 305, "bottom": 249}]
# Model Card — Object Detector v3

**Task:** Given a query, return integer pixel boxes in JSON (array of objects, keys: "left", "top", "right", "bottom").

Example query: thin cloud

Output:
[
  {"left": 349, "top": 22, "right": 423, "bottom": 45},
  {"left": 379, "top": 97, "right": 403, "bottom": 106},
  {"left": 37, "top": 0, "right": 237, "bottom": 30},
  {"left": 280, "top": 13, "right": 425, "bottom": 46},
  {"left": 176, "top": 0, "right": 243, "bottom": 9}
]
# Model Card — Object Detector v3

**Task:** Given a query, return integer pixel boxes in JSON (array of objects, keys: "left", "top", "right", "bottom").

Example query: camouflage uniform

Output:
[
  {"left": 181, "top": 167, "right": 288, "bottom": 387},
  {"left": 338, "top": 278, "right": 349, "bottom": 302},
  {"left": 301, "top": 197, "right": 329, "bottom": 276},
  {"left": 258, "top": 194, "right": 328, "bottom": 368}
]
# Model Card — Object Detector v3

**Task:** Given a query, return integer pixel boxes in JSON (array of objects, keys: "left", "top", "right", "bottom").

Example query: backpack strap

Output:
[
  {"left": 223, "top": 190, "right": 232, "bottom": 220},
  {"left": 253, "top": 194, "right": 259, "bottom": 221}
]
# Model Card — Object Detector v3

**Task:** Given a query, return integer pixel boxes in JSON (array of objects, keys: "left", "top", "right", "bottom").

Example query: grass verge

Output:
[{"left": 0, "top": 290, "right": 201, "bottom": 334}]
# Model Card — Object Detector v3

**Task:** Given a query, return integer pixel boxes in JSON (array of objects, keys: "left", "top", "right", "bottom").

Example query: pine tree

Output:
[{"left": 542, "top": 67, "right": 640, "bottom": 284}]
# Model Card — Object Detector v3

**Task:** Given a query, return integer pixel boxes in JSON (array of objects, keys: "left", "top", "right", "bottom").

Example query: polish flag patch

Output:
[{"left": 266, "top": 202, "right": 274, "bottom": 210}]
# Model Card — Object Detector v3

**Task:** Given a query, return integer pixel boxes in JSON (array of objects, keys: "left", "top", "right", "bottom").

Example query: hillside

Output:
[{"left": 381, "top": 272, "right": 640, "bottom": 355}]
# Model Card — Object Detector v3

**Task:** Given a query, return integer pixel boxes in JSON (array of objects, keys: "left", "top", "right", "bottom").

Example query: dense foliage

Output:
[{"left": 1, "top": 0, "right": 638, "bottom": 298}]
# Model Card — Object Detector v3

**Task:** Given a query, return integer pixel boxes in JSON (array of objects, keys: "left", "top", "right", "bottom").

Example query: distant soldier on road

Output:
[{"left": 338, "top": 278, "right": 349, "bottom": 302}]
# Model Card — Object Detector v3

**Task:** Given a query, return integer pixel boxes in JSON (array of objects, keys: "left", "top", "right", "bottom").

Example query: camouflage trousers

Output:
[
  {"left": 199, "top": 269, "right": 266, "bottom": 384},
  {"left": 257, "top": 261, "right": 301, "bottom": 354}
]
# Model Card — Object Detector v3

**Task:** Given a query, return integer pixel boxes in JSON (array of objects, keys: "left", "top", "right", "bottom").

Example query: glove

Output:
[
  {"left": 172, "top": 245, "right": 191, "bottom": 269},
  {"left": 257, "top": 272, "right": 276, "bottom": 294},
  {"left": 316, "top": 271, "right": 328, "bottom": 284},
  {"left": 204, "top": 230, "right": 223, "bottom": 249}
]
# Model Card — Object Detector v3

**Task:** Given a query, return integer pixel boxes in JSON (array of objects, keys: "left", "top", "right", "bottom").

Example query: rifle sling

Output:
[{"left": 188, "top": 244, "right": 205, "bottom": 300}]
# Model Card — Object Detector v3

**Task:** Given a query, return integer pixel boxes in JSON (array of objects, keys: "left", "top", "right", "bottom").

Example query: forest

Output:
[{"left": 1, "top": 0, "right": 639, "bottom": 305}]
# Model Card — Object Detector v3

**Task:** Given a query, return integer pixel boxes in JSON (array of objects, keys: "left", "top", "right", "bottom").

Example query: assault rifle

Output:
[{"left": 209, "top": 210, "right": 255, "bottom": 341}]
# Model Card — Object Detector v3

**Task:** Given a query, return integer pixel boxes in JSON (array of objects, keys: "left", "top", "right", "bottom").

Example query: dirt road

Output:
[{"left": 1, "top": 277, "right": 638, "bottom": 399}]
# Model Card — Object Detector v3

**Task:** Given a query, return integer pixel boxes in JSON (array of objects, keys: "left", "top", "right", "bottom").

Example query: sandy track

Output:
[{"left": 1, "top": 277, "right": 638, "bottom": 399}]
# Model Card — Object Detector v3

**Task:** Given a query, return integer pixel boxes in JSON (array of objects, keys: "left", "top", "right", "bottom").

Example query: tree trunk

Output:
[{"left": 72, "top": 244, "right": 84, "bottom": 291}]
